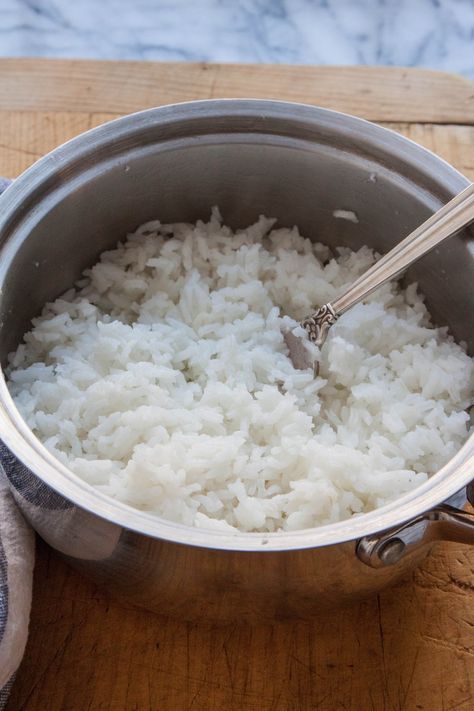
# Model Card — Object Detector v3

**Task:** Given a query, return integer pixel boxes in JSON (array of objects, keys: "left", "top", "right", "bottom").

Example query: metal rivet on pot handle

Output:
[{"left": 357, "top": 482, "right": 474, "bottom": 568}]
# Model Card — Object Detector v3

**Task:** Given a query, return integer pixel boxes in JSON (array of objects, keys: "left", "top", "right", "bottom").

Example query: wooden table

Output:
[{"left": 1, "top": 60, "right": 473, "bottom": 711}]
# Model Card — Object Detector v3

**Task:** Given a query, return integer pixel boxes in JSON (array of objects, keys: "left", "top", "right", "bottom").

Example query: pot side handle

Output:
[{"left": 357, "top": 482, "right": 474, "bottom": 568}]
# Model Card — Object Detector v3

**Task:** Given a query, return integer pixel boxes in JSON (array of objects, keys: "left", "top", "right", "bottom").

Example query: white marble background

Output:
[{"left": 0, "top": 0, "right": 473, "bottom": 78}]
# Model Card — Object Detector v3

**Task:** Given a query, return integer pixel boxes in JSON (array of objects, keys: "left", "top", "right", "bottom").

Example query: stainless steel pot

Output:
[{"left": 0, "top": 100, "right": 473, "bottom": 623}]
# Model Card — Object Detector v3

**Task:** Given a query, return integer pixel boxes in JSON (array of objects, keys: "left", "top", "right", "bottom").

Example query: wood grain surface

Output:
[
  {"left": 0, "top": 59, "right": 473, "bottom": 122},
  {"left": 1, "top": 59, "right": 473, "bottom": 711}
]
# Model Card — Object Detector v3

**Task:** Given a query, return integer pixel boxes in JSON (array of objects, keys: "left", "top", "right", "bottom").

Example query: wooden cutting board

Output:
[{"left": 1, "top": 60, "right": 473, "bottom": 711}]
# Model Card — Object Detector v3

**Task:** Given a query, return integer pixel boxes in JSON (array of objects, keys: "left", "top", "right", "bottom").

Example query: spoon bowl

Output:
[{"left": 286, "top": 183, "right": 474, "bottom": 372}]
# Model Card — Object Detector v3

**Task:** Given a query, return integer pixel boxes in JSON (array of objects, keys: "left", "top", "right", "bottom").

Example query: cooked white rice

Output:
[{"left": 7, "top": 210, "right": 474, "bottom": 532}]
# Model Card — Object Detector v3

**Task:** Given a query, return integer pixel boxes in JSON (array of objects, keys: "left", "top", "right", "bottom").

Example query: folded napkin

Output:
[
  {"left": 0, "top": 464, "right": 34, "bottom": 709},
  {"left": 0, "top": 178, "right": 35, "bottom": 709}
]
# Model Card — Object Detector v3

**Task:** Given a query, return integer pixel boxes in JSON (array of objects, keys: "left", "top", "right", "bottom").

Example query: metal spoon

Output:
[{"left": 284, "top": 183, "right": 474, "bottom": 372}]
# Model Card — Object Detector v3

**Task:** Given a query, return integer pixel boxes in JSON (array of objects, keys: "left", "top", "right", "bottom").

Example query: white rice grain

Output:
[{"left": 7, "top": 209, "right": 474, "bottom": 532}]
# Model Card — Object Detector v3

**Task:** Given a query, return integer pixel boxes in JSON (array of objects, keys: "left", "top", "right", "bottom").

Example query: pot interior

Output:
[
  {"left": 0, "top": 104, "right": 472, "bottom": 361},
  {"left": 0, "top": 102, "right": 473, "bottom": 565}
]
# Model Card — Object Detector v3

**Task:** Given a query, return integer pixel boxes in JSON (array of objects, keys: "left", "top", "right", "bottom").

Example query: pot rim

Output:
[{"left": 0, "top": 98, "right": 472, "bottom": 552}]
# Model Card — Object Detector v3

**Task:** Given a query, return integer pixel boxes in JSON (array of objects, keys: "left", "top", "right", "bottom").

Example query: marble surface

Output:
[{"left": 0, "top": 0, "right": 473, "bottom": 79}]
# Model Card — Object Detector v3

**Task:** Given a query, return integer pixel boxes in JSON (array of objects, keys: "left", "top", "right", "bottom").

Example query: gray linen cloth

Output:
[
  {"left": 0, "top": 178, "right": 35, "bottom": 708},
  {"left": 0, "top": 464, "right": 34, "bottom": 709}
]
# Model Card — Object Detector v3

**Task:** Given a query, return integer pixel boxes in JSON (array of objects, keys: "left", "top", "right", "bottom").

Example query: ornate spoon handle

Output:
[{"left": 303, "top": 183, "right": 474, "bottom": 348}]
